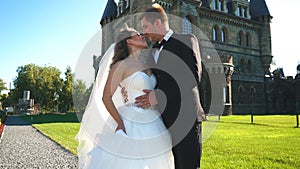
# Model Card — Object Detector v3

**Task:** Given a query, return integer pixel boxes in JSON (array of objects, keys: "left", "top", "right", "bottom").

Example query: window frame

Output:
[
  {"left": 238, "top": 31, "right": 244, "bottom": 46},
  {"left": 221, "top": 27, "right": 227, "bottom": 43},
  {"left": 212, "top": 26, "right": 220, "bottom": 41}
]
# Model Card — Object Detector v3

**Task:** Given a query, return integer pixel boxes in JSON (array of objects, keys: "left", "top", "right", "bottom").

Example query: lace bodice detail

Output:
[{"left": 120, "top": 71, "right": 156, "bottom": 104}]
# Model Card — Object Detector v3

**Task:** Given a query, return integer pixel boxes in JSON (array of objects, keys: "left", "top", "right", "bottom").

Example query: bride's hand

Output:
[{"left": 115, "top": 122, "right": 127, "bottom": 134}]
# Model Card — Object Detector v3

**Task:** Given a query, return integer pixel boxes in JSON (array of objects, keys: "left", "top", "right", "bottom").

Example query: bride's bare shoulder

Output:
[{"left": 110, "top": 60, "right": 129, "bottom": 74}]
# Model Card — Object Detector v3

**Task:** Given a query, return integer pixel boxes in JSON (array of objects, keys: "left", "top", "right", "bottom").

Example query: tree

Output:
[
  {"left": 0, "top": 78, "right": 6, "bottom": 94},
  {"left": 72, "top": 79, "right": 91, "bottom": 113},
  {"left": 0, "top": 78, "right": 8, "bottom": 110},
  {"left": 59, "top": 66, "right": 74, "bottom": 112},
  {"left": 10, "top": 64, "right": 63, "bottom": 112},
  {"left": 0, "top": 94, "right": 9, "bottom": 110}
]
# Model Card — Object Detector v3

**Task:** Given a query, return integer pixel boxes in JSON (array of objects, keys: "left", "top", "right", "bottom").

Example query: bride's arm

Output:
[{"left": 102, "top": 61, "right": 126, "bottom": 133}]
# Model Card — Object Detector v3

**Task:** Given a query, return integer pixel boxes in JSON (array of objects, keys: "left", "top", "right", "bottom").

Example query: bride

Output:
[{"left": 76, "top": 26, "right": 174, "bottom": 169}]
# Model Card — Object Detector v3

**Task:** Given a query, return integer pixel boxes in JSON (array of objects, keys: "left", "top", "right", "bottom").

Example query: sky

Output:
[
  {"left": 0, "top": 0, "right": 106, "bottom": 92},
  {"left": 0, "top": 0, "right": 299, "bottom": 93}
]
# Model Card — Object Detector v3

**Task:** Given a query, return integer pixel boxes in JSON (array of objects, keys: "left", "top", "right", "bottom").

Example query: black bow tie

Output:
[{"left": 152, "top": 39, "right": 166, "bottom": 49}]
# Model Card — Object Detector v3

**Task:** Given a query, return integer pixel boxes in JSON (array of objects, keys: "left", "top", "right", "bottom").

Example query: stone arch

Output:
[
  {"left": 212, "top": 25, "right": 220, "bottom": 41},
  {"left": 238, "top": 30, "right": 244, "bottom": 46},
  {"left": 238, "top": 85, "right": 245, "bottom": 104},
  {"left": 247, "top": 59, "right": 252, "bottom": 73},
  {"left": 250, "top": 85, "right": 256, "bottom": 104},
  {"left": 221, "top": 27, "right": 228, "bottom": 42},
  {"left": 246, "top": 32, "right": 252, "bottom": 47},
  {"left": 240, "top": 58, "right": 245, "bottom": 73}
]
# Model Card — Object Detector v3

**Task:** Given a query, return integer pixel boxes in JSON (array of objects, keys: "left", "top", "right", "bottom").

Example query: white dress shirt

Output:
[{"left": 153, "top": 29, "right": 174, "bottom": 64}]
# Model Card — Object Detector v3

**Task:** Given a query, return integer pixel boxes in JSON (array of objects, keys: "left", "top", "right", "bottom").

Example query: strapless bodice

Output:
[{"left": 120, "top": 71, "right": 156, "bottom": 104}]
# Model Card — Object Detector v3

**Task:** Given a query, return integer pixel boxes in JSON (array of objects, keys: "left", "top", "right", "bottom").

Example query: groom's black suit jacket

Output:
[
  {"left": 147, "top": 33, "right": 205, "bottom": 168},
  {"left": 147, "top": 33, "right": 205, "bottom": 130}
]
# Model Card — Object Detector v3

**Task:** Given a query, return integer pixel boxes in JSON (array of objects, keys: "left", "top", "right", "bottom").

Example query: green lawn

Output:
[
  {"left": 22, "top": 113, "right": 80, "bottom": 155},
  {"left": 202, "top": 115, "right": 300, "bottom": 169},
  {"left": 33, "top": 122, "right": 80, "bottom": 155},
  {"left": 22, "top": 114, "right": 300, "bottom": 168}
]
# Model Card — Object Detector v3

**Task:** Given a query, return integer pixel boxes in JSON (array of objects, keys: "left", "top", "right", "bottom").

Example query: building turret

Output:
[
  {"left": 249, "top": 0, "right": 271, "bottom": 21},
  {"left": 100, "top": 0, "right": 117, "bottom": 27},
  {"left": 100, "top": 0, "right": 117, "bottom": 57},
  {"left": 250, "top": 0, "right": 272, "bottom": 74},
  {"left": 91, "top": 0, "right": 117, "bottom": 79}
]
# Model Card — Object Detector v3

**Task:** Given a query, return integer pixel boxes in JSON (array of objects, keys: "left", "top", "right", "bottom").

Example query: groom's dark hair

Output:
[{"left": 139, "top": 3, "right": 168, "bottom": 25}]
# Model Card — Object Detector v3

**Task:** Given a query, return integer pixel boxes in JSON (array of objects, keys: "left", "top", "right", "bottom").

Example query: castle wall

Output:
[{"left": 99, "top": 0, "right": 298, "bottom": 115}]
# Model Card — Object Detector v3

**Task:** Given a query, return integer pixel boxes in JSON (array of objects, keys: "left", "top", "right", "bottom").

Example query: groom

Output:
[{"left": 135, "top": 3, "right": 206, "bottom": 169}]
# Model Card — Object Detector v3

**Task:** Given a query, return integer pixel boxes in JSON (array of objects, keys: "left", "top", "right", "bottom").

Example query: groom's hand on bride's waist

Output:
[{"left": 135, "top": 89, "right": 158, "bottom": 109}]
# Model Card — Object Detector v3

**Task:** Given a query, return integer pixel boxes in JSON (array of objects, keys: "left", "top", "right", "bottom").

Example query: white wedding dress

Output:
[{"left": 79, "top": 71, "right": 174, "bottom": 169}]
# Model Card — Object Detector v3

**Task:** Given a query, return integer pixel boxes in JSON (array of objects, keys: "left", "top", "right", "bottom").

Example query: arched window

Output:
[
  {"left": 212, "top": 26, "right": 219, "bottom": 41},
  {"left": 250, "top": 86, "right": 256, "bottom": 104},
  {"left": 238, "top": 85, "right": 245, "bottom": 104},
  {"left": 247, "top": 59, "right": 252, "bottom": 73},
  {"left": 238, "top": 31, "right": 244, "bottom": 46},
  {"left": 246, "top": 33, "right": 251, "bottom": 47},
  {"left": 213, "top": 28, "right": 217, "bottom": 41},
  {"left": 240, "top": 58, "right": 245, "bottom": 73},
  {"left": 237, "top": 6, "right": 241, "bottom": 16},
  {"left": 221, "top": 27, "right": 227, "bottom": 42},
  {"left": 182, "top": 16, "right": 192, "bottom": 34}
]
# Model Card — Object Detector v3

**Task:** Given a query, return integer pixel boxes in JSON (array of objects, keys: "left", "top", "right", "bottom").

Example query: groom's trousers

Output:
[{"left": 172, "top": 121, "right": 202, "bottom": 169}]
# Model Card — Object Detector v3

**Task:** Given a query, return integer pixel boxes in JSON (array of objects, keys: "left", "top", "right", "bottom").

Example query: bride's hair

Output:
[{"left": 110, "top": 26, "right": 136, "bottom": 68}]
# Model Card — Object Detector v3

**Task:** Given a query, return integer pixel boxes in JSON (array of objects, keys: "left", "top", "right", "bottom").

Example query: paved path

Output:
[{"left": 0, "top": 116, "right": 78, "bottom": 168}]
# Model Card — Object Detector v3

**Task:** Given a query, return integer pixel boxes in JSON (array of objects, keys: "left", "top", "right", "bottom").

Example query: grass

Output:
[
  {"left": 202, "top": 115, "right": 300, "bottom": 169},
  {"left": 33, "top": 122, "right": 80, "bottom": 155},
  {"left": 21, "top": 114, "right": 300, "bottom": 168},
  {"left": 22, "top": 113, "right": 80, "bottom": 155}
]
